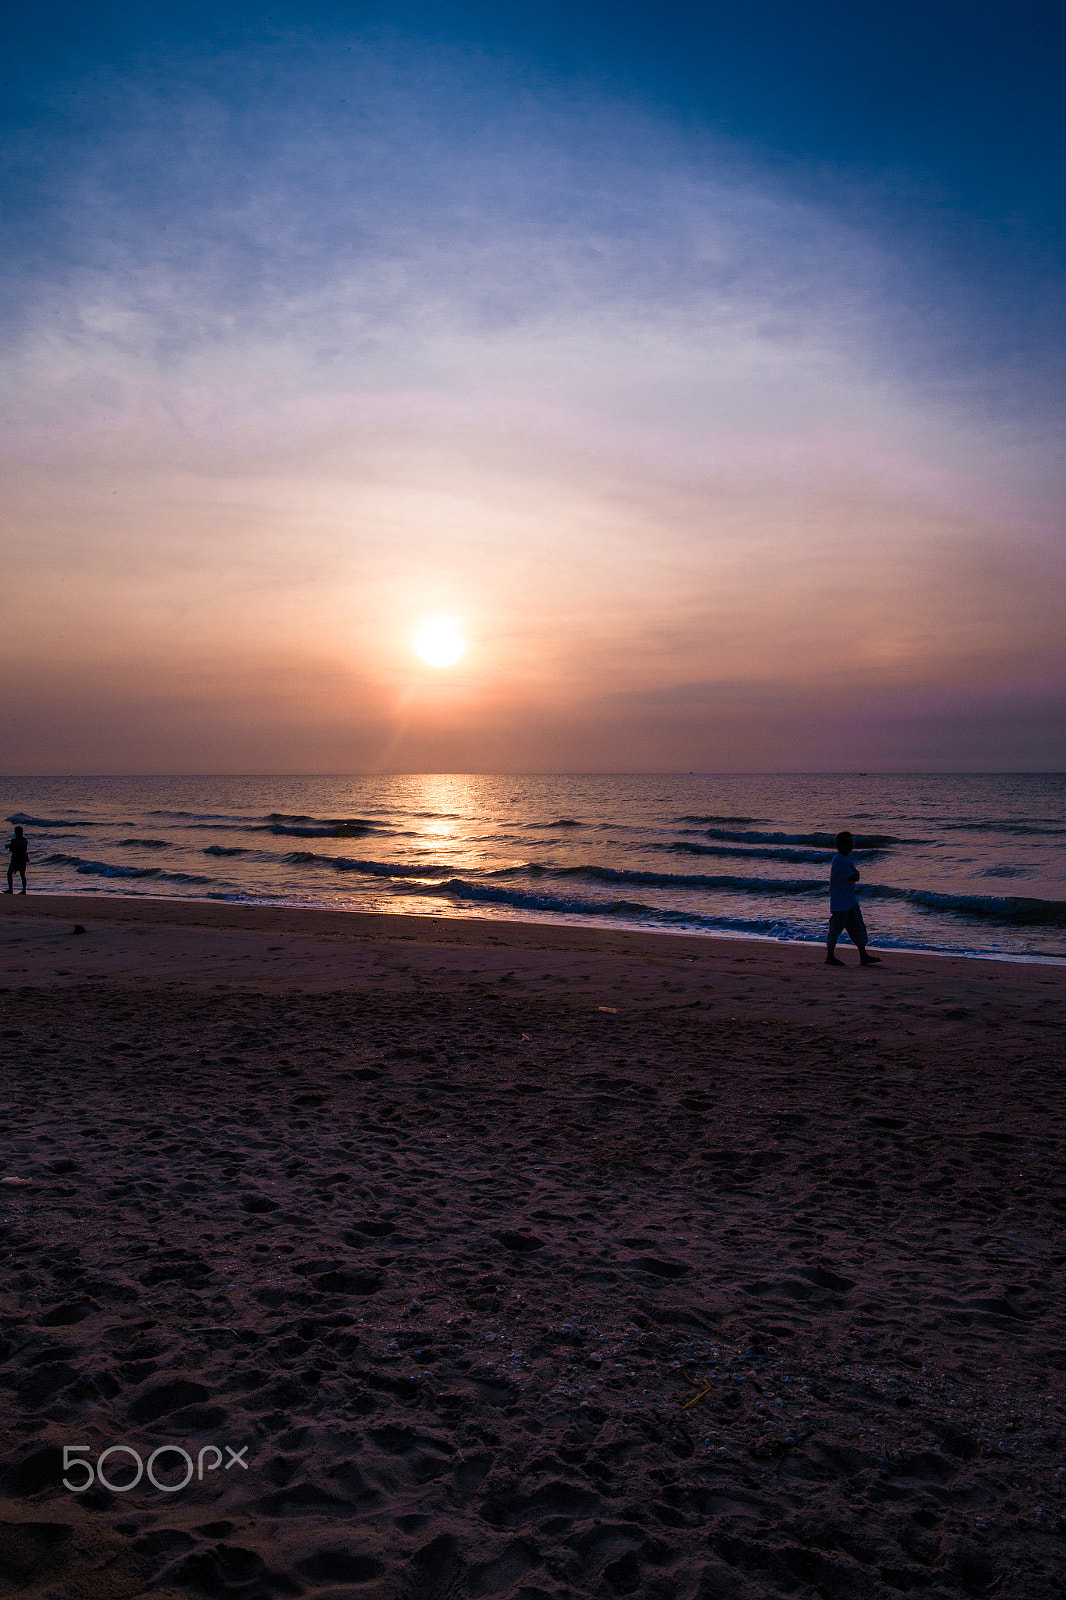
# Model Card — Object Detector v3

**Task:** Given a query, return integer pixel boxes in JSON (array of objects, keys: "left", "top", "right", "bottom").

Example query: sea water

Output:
[{"left": 2, "top": 773, "right": 1064, "bottom": 962}]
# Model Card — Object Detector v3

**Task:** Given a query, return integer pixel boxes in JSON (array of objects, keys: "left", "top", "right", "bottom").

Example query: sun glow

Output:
[{"left": 413, "top": 620, "right": 465, "bottom": 668}]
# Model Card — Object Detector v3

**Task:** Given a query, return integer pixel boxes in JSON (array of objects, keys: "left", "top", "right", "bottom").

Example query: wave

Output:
[
  {"left": 203, "top": 845, "right": 250, "bottom": 857},
  {"left": 510, "top": 862, "right": 824, "bottom": 895},
  {"left": 266, "top": 811, "right": 390, "bottom": 828},
  {"left": 680, "top": 826, "right": 905, "bottom": 848},
  {"left": 7, "top": 813, "right": 98, "bottom": 828},
  {"left": 654, "top": 841, "right": 848, "bottom": 864},
  {"left": 525, "top": 817, "right": 583, "bottom": 828},
  {"left": 421, "top": 877, "right": 1066, "bottom": 929},
  {"left": 265, "top": 820, "right": 389, "bottom": 838},
  {"left": 268, "top": 849, "right": 1066, "bottom": 926},
  {"left": 821, "top": 881, "right": 1066, "bottom": 925},
  {"left": 902, "top": 890, "right": 1066, "bottom": 926},
  {"left": 278, "top": 852, "right": 827, "bottom": 897},
  {"left": 117, "top": 838, "right": 171, "bottom": 849},
  {"left": 147, "top": 808, "right": 395, "bottom": 837},
  {"left": 184, "top": 822, "right": 262, "bottom": 831},
  {"left": 284, "top": 852, "right": 460, "bottom": 879},
  {"left": 148, "top": 810, "right": 250, "bottom": 823},
  {"left": 675, "top": 814, "right": 763, "bottom": 824},
  {"left": 43, "top": 853, "right": 214, "bottom": 884},
  {"left": 202, "top": 876, "right": 800, "bottom": 937},
  {"left": 409, "top": 875, "right": 792, "bottom": 931}
]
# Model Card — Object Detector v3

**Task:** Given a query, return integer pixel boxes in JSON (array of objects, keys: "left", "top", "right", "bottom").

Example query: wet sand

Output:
[{"left": 0, "top": 894, "right": 1064, "bottom": 1599}]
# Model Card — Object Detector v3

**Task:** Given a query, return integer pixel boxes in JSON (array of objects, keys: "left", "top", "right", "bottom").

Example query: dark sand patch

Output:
[{"left": 0, "top": 895, "right": 1064, "bottom": 1597}]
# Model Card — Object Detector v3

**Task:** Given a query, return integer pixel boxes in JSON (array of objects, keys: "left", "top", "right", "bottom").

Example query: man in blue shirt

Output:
[{"left": 826, "top": 830, "right": 880, "bottom": 967}]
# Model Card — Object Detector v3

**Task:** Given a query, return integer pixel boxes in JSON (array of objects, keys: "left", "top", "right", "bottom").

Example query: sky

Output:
[{"left": 2, "top": 1, "right": 1064, "bottom": 773}]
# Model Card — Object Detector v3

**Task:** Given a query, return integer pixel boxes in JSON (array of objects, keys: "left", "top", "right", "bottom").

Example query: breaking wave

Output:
[
  {"left": 43, "top": 853, "right": 213, "bottom": 884},
  {"left": 420, "top": 877, "right": 1066, "bottom": 928},
  {"left": 901, "top": 890, "right": 1066, "bottom": 925},
  {"left": 656, "top": 841, "right": 847, "bottom": 864},
  {"left": 285, "top": 852, "right": 459, "bottom": 879},
  {"left": 408, "top": 875, "right": 790, "bottom": 932}
]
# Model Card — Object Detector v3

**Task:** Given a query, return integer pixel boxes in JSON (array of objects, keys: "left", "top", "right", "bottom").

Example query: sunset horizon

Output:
[{"left": 3, "top": 2, "right": 1064, "bottom": 776}]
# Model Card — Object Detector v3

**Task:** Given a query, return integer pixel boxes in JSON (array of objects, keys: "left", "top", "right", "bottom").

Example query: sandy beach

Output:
[{"left": 0, "top": 894, "right": 1063, "bottom": 1599}]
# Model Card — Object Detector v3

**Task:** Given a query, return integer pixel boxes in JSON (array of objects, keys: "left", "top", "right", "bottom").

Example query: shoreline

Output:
[
  {"left": 1, "top": 885, "right": 1060, "bottom": 1033},
  {"left": 2, "top": 889, "right": 1064, "bottom": 969}
]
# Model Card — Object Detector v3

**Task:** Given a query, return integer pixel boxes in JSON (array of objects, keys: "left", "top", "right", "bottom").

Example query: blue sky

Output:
[{"left": 1, "top": 2, "right": 1063, "bottom": 771}]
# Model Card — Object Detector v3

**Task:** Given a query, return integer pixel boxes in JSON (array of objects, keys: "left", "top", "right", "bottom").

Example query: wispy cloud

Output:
[{"left": 1, "top": 35, "right": 1063, "bottom": 770}]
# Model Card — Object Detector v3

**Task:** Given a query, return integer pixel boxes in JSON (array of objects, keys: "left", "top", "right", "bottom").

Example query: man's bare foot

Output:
[
  {"left": 825, "top": 955, "right": 846, "bottom": 967},
  {"left": 860, "top": 954, "right": 881, "bottom": 965}
]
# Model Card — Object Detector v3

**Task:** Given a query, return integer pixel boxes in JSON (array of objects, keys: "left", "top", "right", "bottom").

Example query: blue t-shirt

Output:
[{"left": 829, "top": 852, "right": 859, "bottom": 913}]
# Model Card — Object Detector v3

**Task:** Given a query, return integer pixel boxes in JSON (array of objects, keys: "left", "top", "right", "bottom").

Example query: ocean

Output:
[{"left": 2, "top": 773, "right": 1064, "bottom": 963}]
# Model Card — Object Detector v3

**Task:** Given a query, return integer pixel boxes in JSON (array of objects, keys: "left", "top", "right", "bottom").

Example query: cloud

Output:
[{"left": 1, "top": 34, "right": 1063, "bottom": 770}]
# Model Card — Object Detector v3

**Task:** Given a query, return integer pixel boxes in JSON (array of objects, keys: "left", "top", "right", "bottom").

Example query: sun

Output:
[{"left": 413, "top": 620, "right": 465, "bottom": 668}]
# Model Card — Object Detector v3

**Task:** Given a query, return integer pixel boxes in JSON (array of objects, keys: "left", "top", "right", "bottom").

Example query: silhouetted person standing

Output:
[
  {"left": 826, "top": 829, "right": 879, "bottom": 966},
  {"left": 5, "top": 826, "right": 27, "bottom": 895}
]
